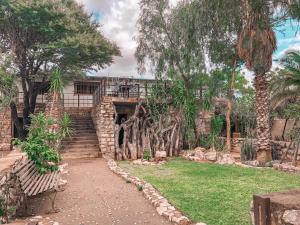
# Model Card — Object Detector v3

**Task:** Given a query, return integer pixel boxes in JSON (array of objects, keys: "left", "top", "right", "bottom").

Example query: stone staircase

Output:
[{"left": 62, "top": 115, "right": 101, "bottom": 159}]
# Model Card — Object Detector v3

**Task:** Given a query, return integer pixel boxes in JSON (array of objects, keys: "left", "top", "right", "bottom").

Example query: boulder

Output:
[
  {"left": 217, "top": 154, "right": 235, "bottom": 165},
  {"left": 194, "top": 148, "right": 205, "bottom": 160},
  {"left": 204, "top": 151, "right": 217, "bottom": 161},
  {"left": 194, "top": 147, "right": 206, "bottom": 152},
  {"left": 283, "top": 210, "right": 300, "bottom": 225},
  {"left": 155, "top": 151, "right": 167, "bottom": 161}
]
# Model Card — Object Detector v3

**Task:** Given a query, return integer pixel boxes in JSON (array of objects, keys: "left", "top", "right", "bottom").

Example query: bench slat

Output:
[
  {"left": 32, "top": 173, "right": 51, "bottom": 196},
  {"left": 24, "top": 171, "right": 43, "bottom": 194},
  {"left": 41, "top": 172, "right": 56, "bottom": 193},
  {"left": 20, "top": 166, "right": 38, "bottom": 188},
  {"left": 12, "top": 157, "right": 29, "bottom": 173},
  {"left": 17, "top": 160, "right": 34, "bottom": 177},
  {"left": 19, "top": 164, "right": 36, "bottom": 184},
  {"left": 13, "top": 156, "right": 63, "bottom": 198},
  {"left": 28, "top": 173, "right": 46, "bottom": 196},
  {"left": 48, "top": 172, "right": 59, "bottom": 190}
]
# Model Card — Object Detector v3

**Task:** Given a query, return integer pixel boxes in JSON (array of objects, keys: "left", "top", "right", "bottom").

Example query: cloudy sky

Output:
[{"left": 76, "top": 0, "right": 300, "bottom": 79}]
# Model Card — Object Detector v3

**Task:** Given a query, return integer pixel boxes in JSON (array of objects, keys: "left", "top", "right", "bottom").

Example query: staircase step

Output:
[
  {"left": 63, "top": 151, "right": 101, "bottom": 159},
  {"left": 63, "top": 116, "right": 101, "bottom": 159},
  {"left": 62, "top": 139, "right": 98, "bottom": 144},
  {"left": 63, "top": 143, "right": 99, "bottom": 148}
]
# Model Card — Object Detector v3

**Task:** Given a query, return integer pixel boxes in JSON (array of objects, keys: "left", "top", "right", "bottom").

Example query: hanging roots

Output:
[{"left": 114, "top": 102, "right": 182, "bottom": 160}]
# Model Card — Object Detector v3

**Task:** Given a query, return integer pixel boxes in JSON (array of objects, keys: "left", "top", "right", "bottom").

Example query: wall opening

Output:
[{"left": 116, "top": 114, "right": 127, "bottom": 147}]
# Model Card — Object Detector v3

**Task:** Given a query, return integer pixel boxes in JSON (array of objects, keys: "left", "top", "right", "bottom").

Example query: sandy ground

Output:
[{"left": 27, "top": 158, "right": 172, "bottom": 225}]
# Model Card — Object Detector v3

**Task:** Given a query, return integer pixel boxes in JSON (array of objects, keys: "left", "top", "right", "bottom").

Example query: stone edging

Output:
[
  {"left": 182, "top": 149, "right": 300, "bottom": 175},
  {"left": 107, "top": 159, "right": 206, "bottom": 225}
]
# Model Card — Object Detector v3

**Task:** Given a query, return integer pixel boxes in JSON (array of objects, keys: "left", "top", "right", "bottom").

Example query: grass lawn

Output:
[{"left": 119, "top": 158, "right": 300, "bottom": 225}]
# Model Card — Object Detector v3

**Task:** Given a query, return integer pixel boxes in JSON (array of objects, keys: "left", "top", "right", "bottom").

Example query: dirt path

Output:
[{"left": 28, "top": 158, "right": 172, "bottom": 225}]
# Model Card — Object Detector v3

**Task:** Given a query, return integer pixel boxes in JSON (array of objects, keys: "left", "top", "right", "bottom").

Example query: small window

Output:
[{"left": 74, "top": 82, "right": 99, "bottom": 95}]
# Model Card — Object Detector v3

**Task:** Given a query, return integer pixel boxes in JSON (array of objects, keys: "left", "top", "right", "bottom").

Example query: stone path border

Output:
[
  {"left": 107, "top": 159, "right": 206, "bottom": 225},
  {"left": 182, "top": 150, "right": 300, "bottom": 175}
]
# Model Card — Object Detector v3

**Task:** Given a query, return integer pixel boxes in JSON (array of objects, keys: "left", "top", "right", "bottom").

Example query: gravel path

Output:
[{"left": 28, "top": 158, "right": 172, "bottom": 225}]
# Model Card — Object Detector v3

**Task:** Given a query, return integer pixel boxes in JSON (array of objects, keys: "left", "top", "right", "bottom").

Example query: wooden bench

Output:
[{"left": 12, "top": 156, "right": 65, "bottom": 214}]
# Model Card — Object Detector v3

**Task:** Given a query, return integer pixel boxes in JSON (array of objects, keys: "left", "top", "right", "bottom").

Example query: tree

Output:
[
  {"left": 195, "top": 0, "right": 300, "bottom": 163},
  {"left": 136, "top": 0, "right": 208, "bottom": 146},
  {"left": 270, "top": 51, "right": 300, "bottom": 108},
  {"left": 0, "top": 0, "right": 120, "bottom": 139}
]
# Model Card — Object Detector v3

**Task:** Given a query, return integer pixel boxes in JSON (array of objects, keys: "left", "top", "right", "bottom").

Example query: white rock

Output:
[
  {"left": 204, "top": 151, "right": 217, "bottom": 161},
  {"left": 217, "top": 154, "right": 235, "bottom": 165},
  {"left": 155, "top": 151, "right": 167, "bottom": 159},
  {"left": 283, "top": 210, "right": 300, "bottom": 225}
]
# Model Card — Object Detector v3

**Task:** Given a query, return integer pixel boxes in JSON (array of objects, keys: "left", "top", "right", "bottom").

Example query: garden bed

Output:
[{"left": 119, "top": 158, "right": 300, "bottom": 225}]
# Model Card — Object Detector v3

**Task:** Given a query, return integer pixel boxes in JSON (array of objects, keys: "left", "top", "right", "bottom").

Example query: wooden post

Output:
[{"left": 253, "top": 195, "right": 271, "bottom": 225}]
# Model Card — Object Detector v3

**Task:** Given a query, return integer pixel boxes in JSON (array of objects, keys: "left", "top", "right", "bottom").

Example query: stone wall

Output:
[
  {"left": 0, "top": 108, "right": 12, "bottom": 151},
  {"left": 230, "top": 138, "right": 300, "bottom": 161},
  {"left": 0, "top": 151, "right": 24, "bottom": 223},
  {"left": 91, "top": 97, "right": 115, "bottom": 159}
]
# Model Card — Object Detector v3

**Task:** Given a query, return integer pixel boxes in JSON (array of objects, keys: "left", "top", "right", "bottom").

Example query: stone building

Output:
[{"left": 0, "top": 76, "right": 156, "bottom": 159}]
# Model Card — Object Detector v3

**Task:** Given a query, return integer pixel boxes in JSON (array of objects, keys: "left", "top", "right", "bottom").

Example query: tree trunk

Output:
[
  {"left": 10, "top": 101, "right": 26, "bottom": 140},
  {"left": 226, "top": 58, "right": 237, "bottom": 152},
  {"left": 255, "top": 73, "right": 272, "bottom": 163}
]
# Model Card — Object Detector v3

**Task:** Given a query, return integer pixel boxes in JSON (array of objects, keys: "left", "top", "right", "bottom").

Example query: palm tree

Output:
[
  {"left": 270, "top": 51, "right": 300, "bottom": 108},
  {"left": 237, "top": 0, "right": 277, "bottom": 163}
]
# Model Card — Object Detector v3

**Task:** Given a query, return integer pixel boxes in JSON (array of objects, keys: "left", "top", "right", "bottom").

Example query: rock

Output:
[
  {"left": 204, "top": 151, "right": 217, "bottom": 161},
  {"left": 27, "top": 222, "right": 38, "bottom": 225},
  {"left": 155, "top": 151, "right": 167, "bottom": 161},
  {"left": 244, "top": 160, "right": 259, "bottom": 167},
  {"left": 194, "top": 149, "right": 205, "bottom": 160},
  {"left": 194, "top": 147, "right": 206, "bottom": 152},
  {"left": 217, "top": 154, "right": 235, "bottom": 165},
  {"left": 283, "top": 210, "right": 300, "bottom": 225}
]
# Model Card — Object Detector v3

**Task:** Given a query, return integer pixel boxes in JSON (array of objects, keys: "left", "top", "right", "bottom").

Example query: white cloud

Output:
[{"left": 76, "top": 0, "right": 182, "bottom": 79}]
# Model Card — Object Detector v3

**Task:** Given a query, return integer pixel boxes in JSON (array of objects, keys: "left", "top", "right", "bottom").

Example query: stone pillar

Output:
[
  {"left": 45, "top": 92, "right": 63, "bottom": 122},
  {"left": 92, "top": 97, "right": 115, "bottom": 159},
  {"left": 0, "top": 107, "right": 12, "bottom": 151}
]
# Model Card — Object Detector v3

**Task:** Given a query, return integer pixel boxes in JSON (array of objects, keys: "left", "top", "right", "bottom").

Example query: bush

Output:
[
  {"left": 143, "top": 149, "right": 151, "bottom": 161},
  {"left": 15, "top": 113, "right": 71, "bottom": 174},
  {"left": 241, "top": 140, "right": 256, "bottom": 161}
]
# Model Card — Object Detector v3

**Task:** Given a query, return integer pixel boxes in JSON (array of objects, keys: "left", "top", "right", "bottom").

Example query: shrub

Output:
[
  {"left": 15, "top": 113, "right": 71, "bottom": 174},
  {"left": 241, "top": 140, "right": 256, "bottom": 161},
  {"left": 143, "top": 148, "right": 151, "bottom": 161}
]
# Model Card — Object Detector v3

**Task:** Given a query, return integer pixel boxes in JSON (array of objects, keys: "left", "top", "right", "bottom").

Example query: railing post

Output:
[
  {"left": 78, "top": 94, "right": 80, "bottom": 108},
  {"left": 253, "top": 195, "right": 271, "bottom": 225}
]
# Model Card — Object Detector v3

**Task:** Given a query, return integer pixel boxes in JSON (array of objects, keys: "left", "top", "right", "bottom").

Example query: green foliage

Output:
[
  {"left": 207, "top": 116, "right": 225, "bottom": 151},
  {"left": 143, "top": 149, "right": 151, "bottom": 161},
  {"left": 0, "top": 56, "right": 17, "bottom": 109},
  {"left": 15, "top": 113, "right": 71, "bottom": 174},
  {"left": 0, "top": 0, "right": 120, "bottom": 137},
  {"left": 270, "top": 51, "right": 300, "bottom": 110},
  {"left": 233, "top": 93, "right": 256, "bottom": 137},
  {"left": 0, "top": 187, "right": 17, "bottom": 222},
  {"left": 59, "top": 113, "right": 73, "bottom": 138},
  {"left": 0, "top": 0, "right": 120, "bottom": 73},
  {"left": 0, "top": 197, "right": 4, "bottom": 217},
  {"left": 50, "top": 69, "right": 64, "bottom": 93},
  {"left": 241, "top": 139, "right": 256, "bottom": 161},
  {"left": 146, "top": 77, "right": 199, "bottom": 146}
]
